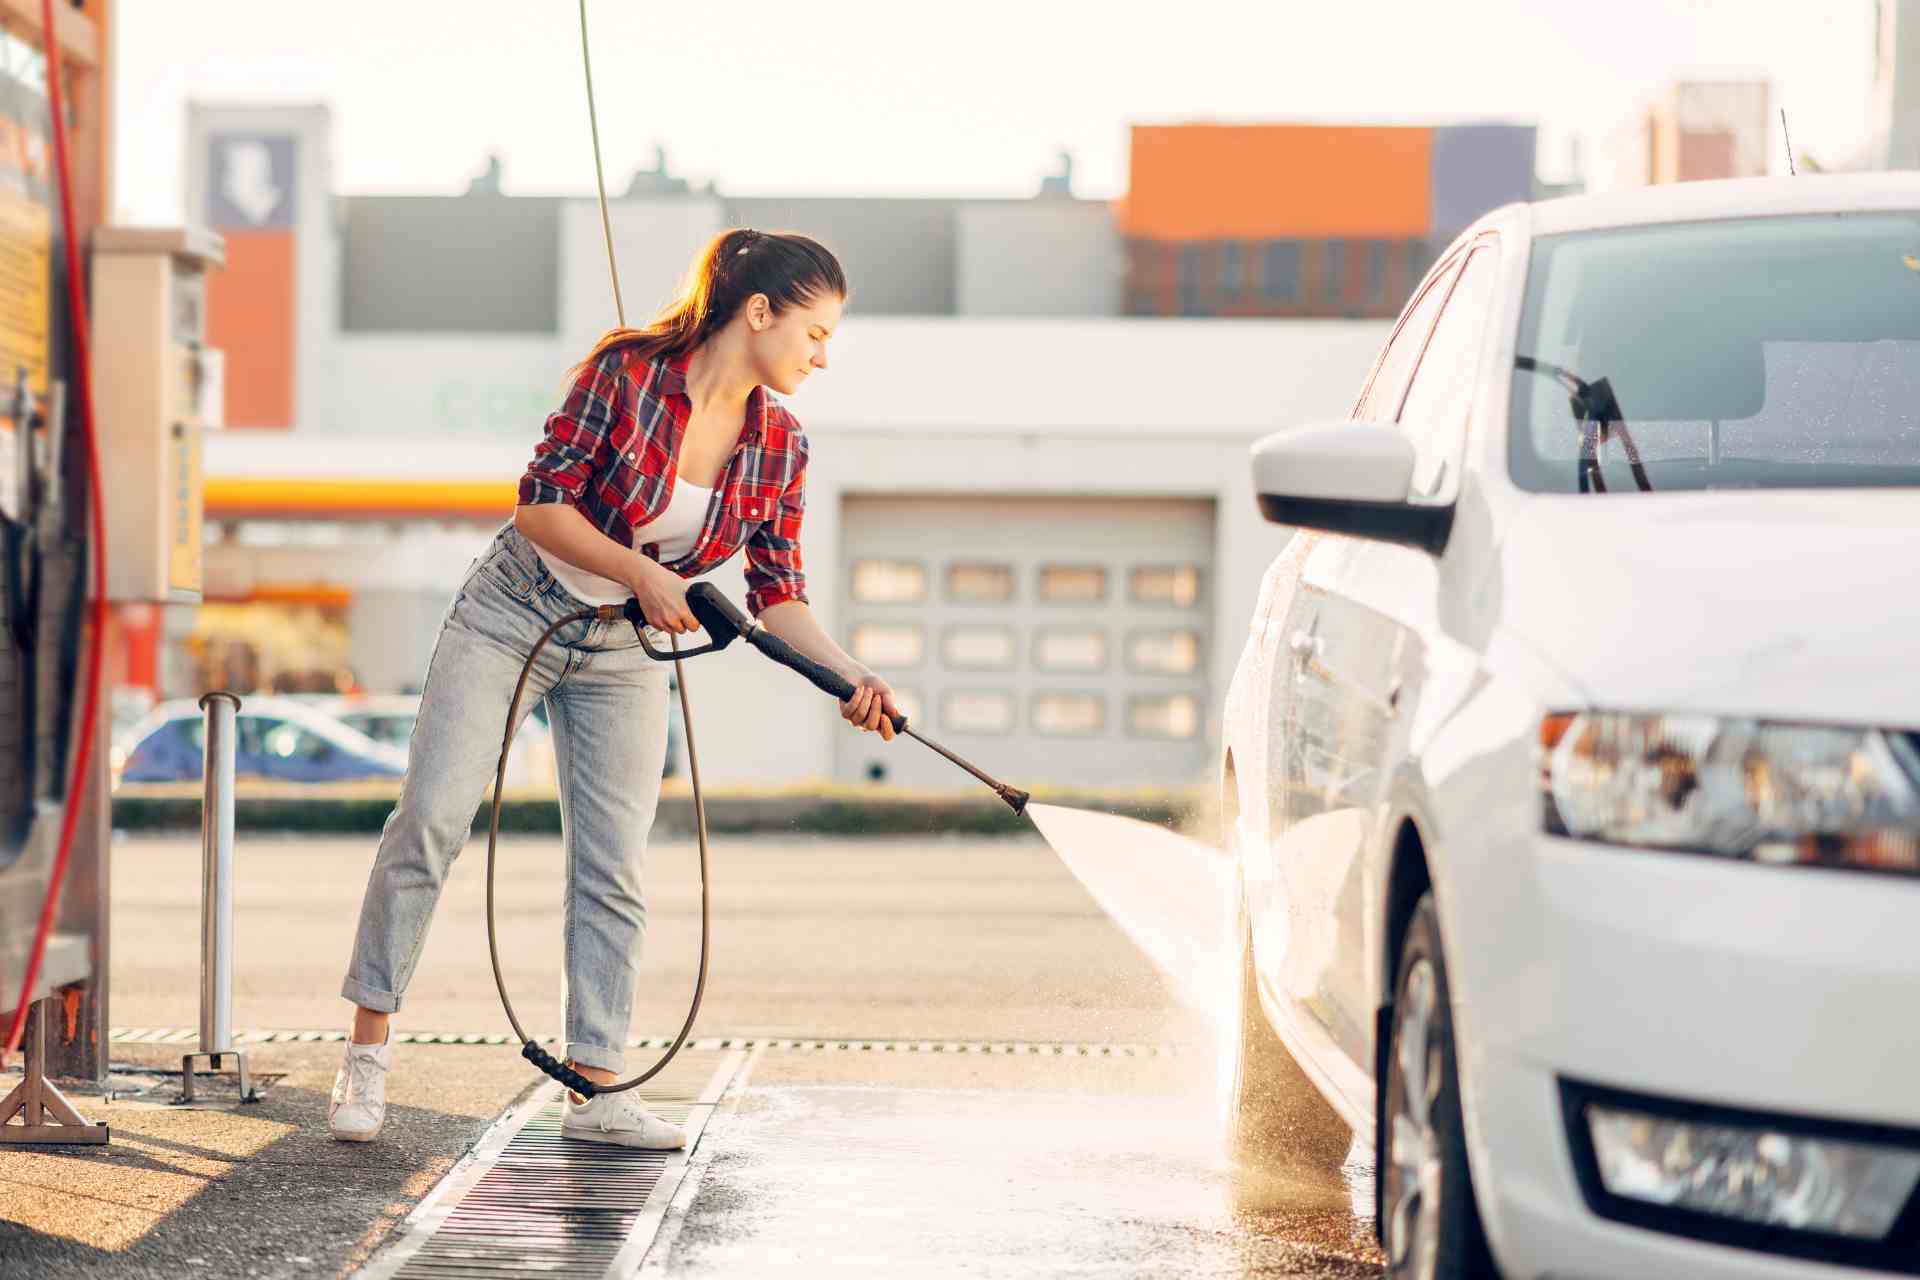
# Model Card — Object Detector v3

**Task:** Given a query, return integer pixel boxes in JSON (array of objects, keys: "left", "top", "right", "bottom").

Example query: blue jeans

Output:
[{"left": 342, "top": 523, "right": 671, "bottom": 1072}]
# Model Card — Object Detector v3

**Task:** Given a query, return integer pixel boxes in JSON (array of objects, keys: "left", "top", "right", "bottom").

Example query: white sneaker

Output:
[
  {"left": 561, "top": 1090, "right": 686, "bottom": 1150},
  {"left": 328, "top": 1033, "right": 392, "bottom": 1142}
]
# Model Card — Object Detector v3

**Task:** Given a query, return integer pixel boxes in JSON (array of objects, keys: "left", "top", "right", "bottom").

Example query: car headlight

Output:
[
  {"left": 1585, "top": 1102, "right": 1920, "bottom": 1239},
  {"left": 1539, "top": 713, "right": 1920, "bottom": 874}
]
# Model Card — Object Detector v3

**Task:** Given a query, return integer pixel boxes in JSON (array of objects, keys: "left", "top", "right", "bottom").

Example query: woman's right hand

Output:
[{"left": 626, "top": 555, "right": 699, "bottom": 634}]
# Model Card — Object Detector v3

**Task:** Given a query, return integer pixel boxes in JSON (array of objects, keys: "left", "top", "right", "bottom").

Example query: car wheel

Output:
[
  {"left": 1383, "top": 893, "right": 1497, "bottom": 1279},
  {"left": 1228, "top": 909, "right": 1353, "bottom": 1210}
]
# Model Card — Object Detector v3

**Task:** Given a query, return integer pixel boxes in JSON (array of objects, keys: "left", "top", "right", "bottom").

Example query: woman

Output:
[{"left": 328, "top": 229, "right": 898, "bottom": 1149}]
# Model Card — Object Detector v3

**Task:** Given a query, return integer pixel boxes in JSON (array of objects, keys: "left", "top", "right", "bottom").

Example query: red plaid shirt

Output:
[{"left": 516, "top": 348, "right": 810, "bottom": 616}]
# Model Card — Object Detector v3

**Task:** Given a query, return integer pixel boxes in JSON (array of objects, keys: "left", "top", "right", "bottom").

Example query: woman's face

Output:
[{"left": 746, "top": 291, "right": 843, "bottom": 396}]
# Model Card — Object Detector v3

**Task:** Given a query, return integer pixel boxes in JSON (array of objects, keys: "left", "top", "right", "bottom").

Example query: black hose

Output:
[{"left": 484, "top": 607, "right": 710, "bottom": 1097}]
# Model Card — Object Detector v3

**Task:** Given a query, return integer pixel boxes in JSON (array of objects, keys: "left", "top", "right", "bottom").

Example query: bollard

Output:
[{"left": 179, "top": 692, "right": 256, "bottom": 1104}]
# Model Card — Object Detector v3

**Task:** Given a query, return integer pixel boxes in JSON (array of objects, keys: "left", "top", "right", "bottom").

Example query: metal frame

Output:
[{"left": 0, "top": 996, "right": 107, "bottom": 1144}]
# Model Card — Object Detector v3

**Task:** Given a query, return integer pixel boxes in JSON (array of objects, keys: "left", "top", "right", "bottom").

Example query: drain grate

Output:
[
  {"left": 392, "top": 1099, "right": 674, "bottom": 1278},
  {"left": 355, "top": 1052, "right": 740, "bottom": 1280},
  {"left": 111, "top": 1026, "right": 1184, "bottom": 1057}
]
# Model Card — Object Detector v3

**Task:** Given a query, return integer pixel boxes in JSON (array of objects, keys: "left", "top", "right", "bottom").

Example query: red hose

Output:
[{"left": 3, "top": 0, "right": 110, "bottom": 1064}]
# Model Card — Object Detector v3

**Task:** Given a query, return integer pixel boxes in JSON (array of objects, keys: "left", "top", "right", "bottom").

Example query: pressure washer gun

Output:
[{"left": 614, "top": 582, "right": 1029, "bottom": 816}]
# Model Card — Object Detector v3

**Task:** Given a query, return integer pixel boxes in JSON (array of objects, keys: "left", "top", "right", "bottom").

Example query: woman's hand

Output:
[
  {"left": 840, "top": 672, "right": 902, "bottom": 741},
  {"left": 624, "top": 555, "right": 699, "bottom": 634}
]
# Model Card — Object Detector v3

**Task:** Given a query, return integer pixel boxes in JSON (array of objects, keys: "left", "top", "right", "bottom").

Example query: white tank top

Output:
[{"left": 532, "top": 481, "right": 713, "bottom": 607}]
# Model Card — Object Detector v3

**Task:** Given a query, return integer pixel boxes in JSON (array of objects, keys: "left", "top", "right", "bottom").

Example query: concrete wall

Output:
[
  {"left": 1874, "top": 0, "right": 1920, "bottom": 170},
  {"left": 342, "top": 196, "right": 561, "bottom": 333},
  {"left": 725, "top": 197, "right": 964, "bottom": 316},
  {"left": 558, "top": 197, "right": 726, "bottom": 345},
  {"left": 956, "top": 201, "right": 1122, "bottom": 316}
]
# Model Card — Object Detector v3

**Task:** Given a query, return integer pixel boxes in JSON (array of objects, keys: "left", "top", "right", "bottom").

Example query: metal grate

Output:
[
  {"left": 392, "top": 1097, "right": 678, "bottom": 1278},
  {"left": 111, "top": 1026, "right": 1184, "bottom": 1057},
  {"left": 355, "top": 1051, "right": 738, "bottom": 1280}
]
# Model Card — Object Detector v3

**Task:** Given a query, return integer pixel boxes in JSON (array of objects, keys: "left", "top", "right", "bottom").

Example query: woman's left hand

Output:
[{"left": 840, "top": 673, "right": 902, "bottom": 741}]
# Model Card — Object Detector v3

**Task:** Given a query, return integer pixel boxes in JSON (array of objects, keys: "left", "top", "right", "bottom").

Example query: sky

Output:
[{"left": 112, "top": 0, "right": 1884, "bottom": 224}]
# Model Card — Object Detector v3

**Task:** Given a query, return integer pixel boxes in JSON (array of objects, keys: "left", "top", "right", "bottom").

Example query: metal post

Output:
[{"left": 179, "top": 691, "right": 254, "bottom": 1104}]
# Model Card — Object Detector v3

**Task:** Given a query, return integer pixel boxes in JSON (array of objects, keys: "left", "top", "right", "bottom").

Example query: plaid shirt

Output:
[{"left": 516, "top": 348, "right": 810, "bottom": 616}]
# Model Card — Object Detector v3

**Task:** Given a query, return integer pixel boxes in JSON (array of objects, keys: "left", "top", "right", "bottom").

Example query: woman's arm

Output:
[
  {"left": 513, "top": 504, "right": 698, "bottom": 633},
  {"left": 758, "top": 599, "right": 901, "bottom": 739}
]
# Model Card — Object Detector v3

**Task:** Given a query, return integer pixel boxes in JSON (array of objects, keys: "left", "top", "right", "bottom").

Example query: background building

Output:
[
  {"left": 1117, "top": 122, "right": 1537, "bottom": 318},
  {"left": 1871, "top": 0, "right": 1920, "bottom": 169},
  {"left": 167, "top": 108, "right": 1544, "bottom": 790},
  {"left": 1598, "top": 80, "right": 1775, "bottom": 189}
]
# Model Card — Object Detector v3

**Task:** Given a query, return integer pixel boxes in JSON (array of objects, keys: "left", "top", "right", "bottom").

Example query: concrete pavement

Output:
[{"left": 0, "top": 831, "right": 1382, "bottom": 1277}]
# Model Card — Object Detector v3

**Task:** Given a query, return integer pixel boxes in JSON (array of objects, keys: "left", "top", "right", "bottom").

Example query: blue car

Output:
[{"left": 114, "top": 697, "right": 409, "bottom": 786}]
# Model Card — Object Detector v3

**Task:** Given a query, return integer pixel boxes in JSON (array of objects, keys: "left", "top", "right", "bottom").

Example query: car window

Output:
[
  {"left": 1396, "top": 243, "right": 1501, "bottom": 500},
  {"left": 1353, "top": 256, "right": 1463, "bottom": 422},
  {"left": 1509, "top": 212, "right": 1920, "bottom": 492},
  {"left": 352, "top": 714, "right": 412, "bottom": 750},
  {"left": 240, "top": 716, "right": 333, "bottom": 762}
]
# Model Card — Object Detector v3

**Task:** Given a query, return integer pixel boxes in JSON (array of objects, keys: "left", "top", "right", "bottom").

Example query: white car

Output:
[
  {"left": 318, "top": 693, "right": 557, "bottom": 792},
  {"left": 1220, "top": 174, "right": 1920, "bottom": 1279}
]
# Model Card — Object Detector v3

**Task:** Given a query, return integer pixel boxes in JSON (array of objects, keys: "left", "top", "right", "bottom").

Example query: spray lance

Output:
[{"left": 485, "top": 582, "right": 1028, "bottom": 1100}]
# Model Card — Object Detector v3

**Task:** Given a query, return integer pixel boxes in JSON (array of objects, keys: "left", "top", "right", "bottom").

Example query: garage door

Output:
[{"left": 837, "top": 495, "right": 1214, "bottom": 789}]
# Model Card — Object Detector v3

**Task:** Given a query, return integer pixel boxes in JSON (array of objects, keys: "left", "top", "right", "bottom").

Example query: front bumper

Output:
[{"left": 1449, "top": 837, "right": 1920, "bottom": 1278}]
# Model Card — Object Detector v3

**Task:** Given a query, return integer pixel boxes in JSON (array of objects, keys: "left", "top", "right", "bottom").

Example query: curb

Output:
[{"left": 111, "top": 785, "right": 1209, "bottom": 838}]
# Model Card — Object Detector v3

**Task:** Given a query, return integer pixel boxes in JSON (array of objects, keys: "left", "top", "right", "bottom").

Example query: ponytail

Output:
[{"left": 568, "top": 228, "right": 847, "bottom": 382}]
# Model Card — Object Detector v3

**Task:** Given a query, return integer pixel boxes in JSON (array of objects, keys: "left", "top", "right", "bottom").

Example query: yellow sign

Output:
[
  {"left": 0, "top": 187, "right": 48, "bottom": 522},
  {"left": 0, "top": 187, "right": 49, "bottom": 398}
]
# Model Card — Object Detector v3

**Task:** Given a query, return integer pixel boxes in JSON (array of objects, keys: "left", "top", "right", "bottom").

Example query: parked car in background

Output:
[
  {"left": 319, "top": 687, "right": 682, "bottom": 787},
  {"left": 1221, "top": 175, "right": 1920, "bottom": 1279},
  {"left": 113, "top": 696, "right": 407, "bottom": 786}
]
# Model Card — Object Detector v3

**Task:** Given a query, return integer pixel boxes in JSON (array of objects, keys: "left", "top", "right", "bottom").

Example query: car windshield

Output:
[{"left": 1509, "top": 211, "right": 1920, "bottom": 493}]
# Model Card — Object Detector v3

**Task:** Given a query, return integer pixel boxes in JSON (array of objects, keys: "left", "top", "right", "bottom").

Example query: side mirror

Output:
[{"left": 1251, "top": 423, "right": 1452, "bottom": 555}]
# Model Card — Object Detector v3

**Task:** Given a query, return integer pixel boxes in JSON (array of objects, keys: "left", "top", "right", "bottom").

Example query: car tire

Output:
[
  {"left": 1228, "top": 909, "right": 1354, "bottom": 1211},
  {"left": 1382, "top": 893, "right": 1498, "bottom": 1279}
]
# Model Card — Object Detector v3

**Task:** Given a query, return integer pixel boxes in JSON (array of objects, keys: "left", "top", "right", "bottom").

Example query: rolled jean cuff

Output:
[
  {"left": 567, "top": 1041, "right": 624, "bottom": 1073},
  {"left": 341, "top": 977, "right": 401, "bottom": 1014}
]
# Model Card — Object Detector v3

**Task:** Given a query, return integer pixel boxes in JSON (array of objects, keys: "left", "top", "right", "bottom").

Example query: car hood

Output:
[{"left": 1495, "top": 489, "right": 1920, "bottom": 727}]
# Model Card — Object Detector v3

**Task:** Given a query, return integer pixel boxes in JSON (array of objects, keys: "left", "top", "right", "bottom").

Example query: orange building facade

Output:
[{"left": 1118, "top": 122, "right": 1537, "bottom": 318}]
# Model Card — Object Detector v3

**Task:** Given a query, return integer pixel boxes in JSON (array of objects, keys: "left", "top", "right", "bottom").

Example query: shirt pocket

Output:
[{"left": 732, "top": 483, "right": 782, "bottom": 530}]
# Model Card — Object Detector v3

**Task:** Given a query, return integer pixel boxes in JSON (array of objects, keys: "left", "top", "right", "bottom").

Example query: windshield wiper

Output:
[{"left": 1515, "top": 356, "right": 1653, "bottom": 493}]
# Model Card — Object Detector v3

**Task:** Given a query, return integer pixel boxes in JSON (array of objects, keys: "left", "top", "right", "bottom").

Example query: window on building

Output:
[
  {"left": 946, "top": 563, "right": 1014, "bottom": 603},
  {"left": 1178, "top": 243, "right": 1208, "bottom": 316},
  {"left": 1129, "top": 694, "right": 1200, "bottom": 739},
  {"left": 1262, "top": 242, "right": 1302, "bottom": 302},
  {"left": 1221, "top": 241, "right": 1246, "bottom": 296},
  {"left": 850, "top": 624, "right": 924, "bottom": 667},
  {"left": 1038, "top": 565, "right": 1107, "bottom": 604},
  {"left": 851, "top": 560, "right": 927, "bottom": 604},
  {"left": 1035, "top": 629, "right": 1107, "bottom": 673},
  {"left": 1127, "top": 630, "right": 1201, "bottom": 675},
  {"left": 943, "top": 690, "right": 1014, "bottom": 735},
  {"left": 943, "top": 626, "right": 1016, "bottom": 671},
  {"left": 1033, "top": 693, "right": 1105, "bottom": 737},
  {"left": 1325, "top": 241, "right": 1349, "bottom": 309},
  {"left": 1367, "top": 241, "right": 1392, "bottom": 308},
  {"left": 1129, "top": 565, "right": 1202, "bottom": 608}
]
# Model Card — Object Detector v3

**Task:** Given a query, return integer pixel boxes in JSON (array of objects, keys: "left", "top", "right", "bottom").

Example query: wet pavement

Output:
[
  {"left": 661, "top": 1054, "right": 1382, "bottom": 1279},
  {"left": 2, "top": 832, "right": 1387, "bottom": 1277}
]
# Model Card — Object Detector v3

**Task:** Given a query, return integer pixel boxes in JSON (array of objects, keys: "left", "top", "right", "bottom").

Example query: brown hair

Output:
[{"left": 570, "top": 228, "right": 847, "bottom": 380}]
